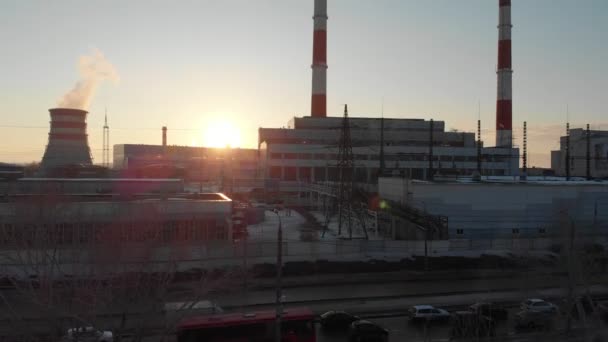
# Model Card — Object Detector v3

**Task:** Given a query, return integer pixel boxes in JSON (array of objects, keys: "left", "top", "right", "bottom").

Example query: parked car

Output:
[
  {"left": 520, "top": 298, "right": 558, "bottom": 313},
  {"left": 514, "top": 310, "right": 556, "bottom": 331},
  {"left": 348, "top": 320, "right": 389, "bottom": 342},
  {"left": 320, "top": 311, "right": 360, "bottom": 331},
  {"left": 450, "top": 311, "right": 496, "bottom": 339},
  {"left": 63, "top": 327, "right": 113, "bottom": 342},
  {"left": 407, "top": 305, "right": 451, "bottom": 323},
  {"left": 469, "top": 302, "right": 508, "bottom": 320}
]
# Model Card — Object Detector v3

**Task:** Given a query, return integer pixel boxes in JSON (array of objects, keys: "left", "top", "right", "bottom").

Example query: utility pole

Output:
[
  {"left": 274, "top": 211, "right": 283, "bottom": 342},
  {"left": 477, "top": 119, "right": 482, "bottom": 175},
  {"left": 565, "top": 122, "right": 571, "bottom": 181},
  {"left": 521, "top": 121, "right": 527, "bottom": 181},
  {"left": 586, "top": 124, "right": 591, "bottom": 180},
  {"left": 428, "top": 119, "right": 434, "bottom": 181},
  {"left": 379, "top": 114, "right": 385, "bottom": 176},
  {"left": 566, "top": 218, "right": 575, "bottom": 334}
]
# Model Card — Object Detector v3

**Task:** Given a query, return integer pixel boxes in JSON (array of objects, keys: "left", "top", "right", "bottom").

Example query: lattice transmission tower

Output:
[{"left": 335, "top": 104, "right": 368, "bottom": 239}]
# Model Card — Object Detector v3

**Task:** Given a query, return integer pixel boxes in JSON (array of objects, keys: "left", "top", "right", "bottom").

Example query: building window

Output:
[
  {"left": 284, "top": 153, "right": 297, "bottom": 159},
  {"left": 539, "top": 228, "right": 546, "bottom": 234},
  {"left": 284, "top": 167, "right": 297, "bottom": 181},
  {"left": 270, "top": 153, "right": 282, "bottom": 160},
  {"left": 269, "top": 166, "right": 282, "bottom": 179},
  {"left": 314, "top": 153, "right": 326, "bottom": 160},
  {"left": 512, "top": 228, "right": 520, "bottom": 234},
  {"left": 456, "top": 229, "right": 464, "bottom": 235}
]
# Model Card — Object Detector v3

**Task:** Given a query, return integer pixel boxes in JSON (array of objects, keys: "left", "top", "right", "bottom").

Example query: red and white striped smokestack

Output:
[
  {"left": 311, "top": 0, "right": 327, "bottom": 118},
  {"left": 496, "top": 0, "right": 513, "bottom": 147}
]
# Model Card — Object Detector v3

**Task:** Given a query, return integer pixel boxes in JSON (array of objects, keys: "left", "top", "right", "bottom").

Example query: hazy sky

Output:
[{"left": 1, "top": 0, "right": 607, "bottom": 167}]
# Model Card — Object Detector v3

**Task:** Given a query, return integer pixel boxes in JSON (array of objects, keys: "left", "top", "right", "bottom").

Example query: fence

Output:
[{"left": 3, "top": 235, "right": 602, "bottom": 279}]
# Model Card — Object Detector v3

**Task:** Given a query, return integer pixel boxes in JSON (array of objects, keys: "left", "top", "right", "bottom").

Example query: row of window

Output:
[
  {"left": 268, "top": 166, "right": 507, "bottom": 181},
  {"left": 0, "top": 219, "right": 228, "bottom": 246},
  {"left": 270, "top": 153, "right": 510, "bottom": 163},
  {"left": 455, "top": 228, "right": 547, "bottom": 235}
]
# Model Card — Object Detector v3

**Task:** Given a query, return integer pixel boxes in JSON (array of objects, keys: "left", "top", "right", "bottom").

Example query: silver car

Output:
[
  {"left": 408, "top": 305, "right": 451, "bottom": 323},
  {"left": 520, "top": 298, "right": 558, "bottom": 313}
]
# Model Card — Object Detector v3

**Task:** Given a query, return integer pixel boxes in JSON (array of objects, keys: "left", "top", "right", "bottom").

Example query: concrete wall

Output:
[{"left": 379, "top": 177, "right": 608, "bottom": 238}]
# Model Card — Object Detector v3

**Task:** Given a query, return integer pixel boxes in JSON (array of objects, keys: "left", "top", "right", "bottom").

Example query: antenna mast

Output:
[{"left": 103, "top": 108, "right": 110, "bottom": 168}]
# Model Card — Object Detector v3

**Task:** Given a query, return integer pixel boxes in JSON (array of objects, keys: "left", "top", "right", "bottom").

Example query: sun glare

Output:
[{"left": 203, "top": 120, "right": 241, "bottom": 148}]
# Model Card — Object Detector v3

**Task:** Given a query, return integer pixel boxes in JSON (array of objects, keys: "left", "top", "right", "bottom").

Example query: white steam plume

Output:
[{"left": 58, "top": 48, "right": 119, "bottom": 110}]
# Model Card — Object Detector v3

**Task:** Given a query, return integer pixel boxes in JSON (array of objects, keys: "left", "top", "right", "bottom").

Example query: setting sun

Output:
[{"left": 203, "top": 120, "right": 241, "bottom": 148}]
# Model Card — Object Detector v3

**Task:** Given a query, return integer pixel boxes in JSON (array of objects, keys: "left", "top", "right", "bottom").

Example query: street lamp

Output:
[{"left": 269, "top": 209, "right": 283, "bottom": 342}]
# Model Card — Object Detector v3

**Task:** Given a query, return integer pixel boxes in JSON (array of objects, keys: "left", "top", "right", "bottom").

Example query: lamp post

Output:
[{"left": 270, "top": 209, "right": 283, "bottom": 342}]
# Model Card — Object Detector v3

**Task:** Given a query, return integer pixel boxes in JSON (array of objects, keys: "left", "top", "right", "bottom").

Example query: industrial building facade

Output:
[
  {"left": 551, "top": 128, "right": 608, "bottom": 179},
  {"left": 379, "top": 177, "right": 608, "bottom": 239},
  {"left": 259, "top": 116, "right": 519, "bottom": 183},
  {"left": 0, "top": 194, "right": 233, "bottom": 247},
  {"left": 113, "top": 144, "right": 258, "bottom": 181}
]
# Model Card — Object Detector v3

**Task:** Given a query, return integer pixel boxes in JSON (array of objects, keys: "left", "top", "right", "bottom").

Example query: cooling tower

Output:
[{"left": 40, "top": 108, "right": 93, "bottom": 172}]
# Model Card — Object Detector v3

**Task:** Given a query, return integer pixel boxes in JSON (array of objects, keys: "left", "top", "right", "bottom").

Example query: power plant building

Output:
[
  {"left": 551, "top": 128, "right": 608, "bottom": 179},
  {"left": 259, "top": 116, "right": 519, "bottom": 183},
  {"left": 113, "top": 144, "right": 259, "bottom": 181}
]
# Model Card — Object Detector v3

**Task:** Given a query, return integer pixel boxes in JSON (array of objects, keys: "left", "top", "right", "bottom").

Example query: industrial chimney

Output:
[
  {"left": 40, "top": 108, "right": 93, "bottom": 172},
  {"left": 311, "top": 0, "right": 327, "bottom": 118},
  {"left": 162, "top": 126, "right": 167, "bottom": 147},
  {"left": 496, "top": 0, "right": 513, "bottom": 147}
]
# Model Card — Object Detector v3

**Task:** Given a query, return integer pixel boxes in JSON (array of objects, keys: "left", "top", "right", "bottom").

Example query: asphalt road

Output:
[
  {"left": 315, "top": 308, "right": 608, "bottom": 342},
  {"left": 3, "top": 270, "right": 608, "bottom": 341}
]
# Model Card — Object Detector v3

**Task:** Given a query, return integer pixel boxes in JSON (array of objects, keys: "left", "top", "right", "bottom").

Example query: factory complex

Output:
[{"left": 1, "top": 0, "right": 607, "bottom": 247}]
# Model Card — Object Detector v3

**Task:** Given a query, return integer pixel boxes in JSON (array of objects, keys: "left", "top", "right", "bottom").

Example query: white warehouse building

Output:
[{"left": 379, "top": 177, "right": 608, "bottom": 239}]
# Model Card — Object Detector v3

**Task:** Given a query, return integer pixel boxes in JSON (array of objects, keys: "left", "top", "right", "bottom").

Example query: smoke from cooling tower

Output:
[{"left": 58, "top": 48, "right": 119, "bottom": 110}]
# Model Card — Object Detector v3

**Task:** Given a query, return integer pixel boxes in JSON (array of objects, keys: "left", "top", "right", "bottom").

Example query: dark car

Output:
[
  {"left": 348, "top": 320, "right": 389, "bottom": 342},
  {"left": 320, "top": 311, "right": 360, "bottom": 331},
  {"left": 469, "top": 302, "right": 508, "bottom": 320}
]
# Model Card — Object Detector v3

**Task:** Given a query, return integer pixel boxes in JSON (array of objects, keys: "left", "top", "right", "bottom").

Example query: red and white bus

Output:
[{"left": 176, "top": 307, "right": 316, "bottom": 342}]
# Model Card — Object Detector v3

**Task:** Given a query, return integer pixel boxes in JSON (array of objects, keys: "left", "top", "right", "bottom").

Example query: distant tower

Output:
[
  {"left": 496, "top": 0, "right": 513, "bottom": 147},
  {"left": 102, "top": 109, "right": 109, "bottom": 168},
  {"left": 521, "top": 121, "right": 527, "bottom": 181},
  {"left": 162, "top": 126, "right": 167, "bottom": 147},
  {"left": 311, "top": 0, "right": 328, "bottom": 118},
  {"left": 40, "top": 108, "right": 93, "bottom": 173}
]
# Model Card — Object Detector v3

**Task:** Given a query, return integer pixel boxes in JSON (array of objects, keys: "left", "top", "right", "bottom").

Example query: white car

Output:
[
  {"left": 520, "top": 299, "right": 558, "bottom": 313},
  {"left": 408, "top": 305, "right": 451, "bottom": 323},
  {"left": 65, "top": 327, "right": 113, "bottom": 342}
]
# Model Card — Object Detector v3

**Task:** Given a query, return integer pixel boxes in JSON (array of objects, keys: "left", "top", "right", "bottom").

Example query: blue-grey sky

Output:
[{"left": 1, "top": 0, "right": 607, "bottom": 167}]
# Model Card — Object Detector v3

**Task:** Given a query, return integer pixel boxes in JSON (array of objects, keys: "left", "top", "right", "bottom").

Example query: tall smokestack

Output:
[
  {"left": 496, "top": 0, "right": 513, "bottom": 147},
  {"left": 311, "top": 0, "right": 327, "bottom": 118},
  {"left": 40, "top": 108, "right": 92, "bottom": 172},
  {"left": 162, "top": 126, "right": 167, "bottom": 147}
]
